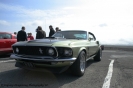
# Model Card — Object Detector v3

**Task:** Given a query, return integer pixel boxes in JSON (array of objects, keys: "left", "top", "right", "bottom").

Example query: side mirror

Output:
[
  {"left": 96, "top": 41, "right": 99, "bottom": 45},
  {"left": 89, "top": 38, "right": 93, "bottom": 41}
]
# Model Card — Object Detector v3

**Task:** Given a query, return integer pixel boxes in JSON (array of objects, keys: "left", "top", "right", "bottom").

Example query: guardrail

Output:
[{"left": 104, "top": 45, "right": 133, "bottom": 51}]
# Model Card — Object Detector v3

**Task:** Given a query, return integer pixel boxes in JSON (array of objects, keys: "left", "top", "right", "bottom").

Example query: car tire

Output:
[
  {"left": 71, "top": 51, "right": 86, "bottom": 76},
  {"left": 94, "top": 48, "right": 102, "bottom": 61}
]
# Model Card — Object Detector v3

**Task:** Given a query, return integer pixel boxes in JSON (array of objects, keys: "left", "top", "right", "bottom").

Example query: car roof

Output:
[
  {"left": 59, "top": 30, "right": 93, "bottom": 34},
  {"left": 0, "top": 32, "right": 16, "bottom": 36},
  {"left": 0, "top": 32, "right": 13, "bottom": 34},
  {"left": 61, "top": 30, "right": 88, "bottom": 32}
]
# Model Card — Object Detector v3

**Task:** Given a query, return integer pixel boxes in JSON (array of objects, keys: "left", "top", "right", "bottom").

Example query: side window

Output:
[
  {"left": 0, "top": 34, "right": 3, "bottom": 39},
  {"left": 52, "top": 32, "right": 64, "bottom": 38},
  {"left": 0, "top": 33, "right": 12, "bottom": 39},
  {"left": 0, "top": 34, "right": 5, "bottom": 39},
  {"left": 74, "top": 34, "right": 87, "bottom": 39},
  {"left": 89, "top": 33, "right": 96, "bottom": 41},
  {"left": 5, "top": 34, "right": 12, "bottom": 39}
]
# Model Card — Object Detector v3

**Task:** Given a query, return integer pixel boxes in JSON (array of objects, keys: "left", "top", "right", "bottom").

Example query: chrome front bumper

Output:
[
  {"left": 10, "top": 54, "right": 77, "bottom": 73},
  {"left": 10, "top": 54, "right": 76, "bottom": 62}
]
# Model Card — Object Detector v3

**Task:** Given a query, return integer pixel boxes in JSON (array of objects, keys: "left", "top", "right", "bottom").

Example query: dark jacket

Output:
[
  {"left": 36, "top": 30, "right": 46, "bottom": 39},
  {"left": 49, "top": 28, "right": 55, "bottom": 37},
  {"left": 17, "top": 30, "right": 27, "bottom": 42}
]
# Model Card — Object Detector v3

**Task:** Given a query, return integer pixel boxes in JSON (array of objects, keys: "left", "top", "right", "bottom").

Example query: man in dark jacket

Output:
[
  {"left": 17, "top": 26, "right": 27, "bottom": 42},
  {"left": 49, "top": 25, "right": 55, "bottom": 37},
  {"left": 36, "top": 26, "right": 46, "bottom": 39}
]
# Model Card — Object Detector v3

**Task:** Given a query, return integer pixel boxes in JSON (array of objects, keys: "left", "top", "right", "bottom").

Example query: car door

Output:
[
  {"left": 88, "top": 32, "right": 99, "bottom": 56},
  {"left": 0, "top": 34, "right": 5, "bottom": 50},
  {"left": 4, "top": 33, "right": 13, "bottom": 50},
  {"left": 0, "top": 39, "right": 4, "bottom": 49},
  {"left": 0, "top": 33, "right": 9, "bottom": 51},
  {"left": 10, "top": 34, "right": 17, "bottom": 46}
]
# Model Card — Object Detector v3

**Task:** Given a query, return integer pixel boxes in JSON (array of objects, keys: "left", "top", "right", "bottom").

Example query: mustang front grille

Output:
[{"left": 13, "top": 46, "right": 57, "bottom": 57}]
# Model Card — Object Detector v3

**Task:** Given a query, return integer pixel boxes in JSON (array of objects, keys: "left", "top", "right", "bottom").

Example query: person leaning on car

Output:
[
  {"left": 27, "top": 33, "right": 34, "bottom": 40},
  {"left": 49, "top": 25, "right": 55, "bottom": 37},
  {"left": 55, "top": 27, "right": 59, "bottom": 32},
  {"left": 17, "top": 26, "right": 27, "bottom": 42},
  {"left": 55, "top": 27, "right": 61, "bottom": 32},
  {"left": 36, "top": 26, "right": 46, "bottom": 39}
]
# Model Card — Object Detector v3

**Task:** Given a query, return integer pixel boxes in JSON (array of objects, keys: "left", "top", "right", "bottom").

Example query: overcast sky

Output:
[{"left": 0, "top": 0, "right": 133, "bottom": 45}]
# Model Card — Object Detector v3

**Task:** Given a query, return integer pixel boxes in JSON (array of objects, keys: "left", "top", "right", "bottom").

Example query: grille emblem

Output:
[{"left": 39, "top": 48, "right": 43, "bottom": 54}]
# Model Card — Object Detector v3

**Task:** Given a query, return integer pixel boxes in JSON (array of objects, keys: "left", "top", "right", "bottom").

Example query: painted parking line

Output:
[
  {"left": 102, "top": 59, "right": 114, "bottom": 88},
  {"left": 0, "top": 60, "right": 15, "bottom": 63}
]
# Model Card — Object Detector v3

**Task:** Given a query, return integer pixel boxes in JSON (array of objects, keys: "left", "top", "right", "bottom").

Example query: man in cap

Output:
[{"left": 49, "top": 25, "right": 55, "bottom": 37}]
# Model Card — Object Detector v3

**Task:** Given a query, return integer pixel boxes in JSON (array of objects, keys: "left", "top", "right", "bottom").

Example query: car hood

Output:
[
  {"left": 13, "top": 38, "right": 87, "bottom": 47},
  {"left": 28, "top": 38, "right": 66, "bottom": 43}
]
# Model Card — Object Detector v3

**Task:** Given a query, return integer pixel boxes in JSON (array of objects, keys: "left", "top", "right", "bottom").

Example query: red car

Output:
[{"left": 0, "top": 32, "right": 17, "bottom": 55}]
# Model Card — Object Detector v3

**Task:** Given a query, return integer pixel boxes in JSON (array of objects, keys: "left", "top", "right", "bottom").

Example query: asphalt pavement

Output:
[{"left": 0, "top": 50, "right": 133, "bottom": 88}]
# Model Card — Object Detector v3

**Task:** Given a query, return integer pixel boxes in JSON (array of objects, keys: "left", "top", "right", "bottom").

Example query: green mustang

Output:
[{"left": 10, "top": 30, "right": 102, "bottom": 76}]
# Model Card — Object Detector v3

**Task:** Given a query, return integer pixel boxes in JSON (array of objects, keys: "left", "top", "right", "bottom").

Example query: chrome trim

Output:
[
  {"left": 14, "top": 54, "right": 54, "bottom": 59},
  {"left": 10, "top": 54, "right": 76, "bottom": 62},
  {"left": 52, "top": 47, "right": 58, "bottom": 57},
  {"left": 86, "top": 55, "right": 96, "bottom": 61}
]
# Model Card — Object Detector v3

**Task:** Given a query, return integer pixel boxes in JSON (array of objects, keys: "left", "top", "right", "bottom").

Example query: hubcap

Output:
[{"left": 80, "top": 53, "right": 86, "bottom": 73}]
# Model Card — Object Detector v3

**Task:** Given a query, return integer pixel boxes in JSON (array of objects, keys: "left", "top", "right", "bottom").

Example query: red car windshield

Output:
[{"left": 0, "top": 33, "right": 12, "bottom": 39}]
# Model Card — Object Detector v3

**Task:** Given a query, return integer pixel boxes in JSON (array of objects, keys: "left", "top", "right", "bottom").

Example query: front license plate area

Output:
[{"left": 23, "top": 62, "right": 34, "bottom": 67}]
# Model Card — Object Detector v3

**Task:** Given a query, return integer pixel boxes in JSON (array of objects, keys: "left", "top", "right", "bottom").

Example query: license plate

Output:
[{"left": 23, "top": 62, "right": 34, "bottom": 67}]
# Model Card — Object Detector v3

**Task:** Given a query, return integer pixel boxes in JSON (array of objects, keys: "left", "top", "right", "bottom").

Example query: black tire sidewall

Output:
[{"left": 71, "top": 51, "right": 86, "bottom": 76}]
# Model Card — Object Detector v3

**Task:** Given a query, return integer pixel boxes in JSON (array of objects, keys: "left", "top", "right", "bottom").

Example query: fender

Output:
[{"left": 77, "top": 47, "right": 87, "bottom": 58}]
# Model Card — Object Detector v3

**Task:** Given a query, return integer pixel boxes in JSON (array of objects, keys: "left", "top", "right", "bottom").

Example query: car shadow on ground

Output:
[
  {"left": 0, "top": 54, "right": 10, "bottom": 58},
  {"left": 0, "top": 54, "right": 10, "bottom": 60},
  {"left": 0, "top": 59, "right": 98, "bottom": 88},
  {"left": 86, "top": 59, "right": 100, "bottom": 67},
  {"left": 0, "top": 68, "right": 77, "bottom": 88}
]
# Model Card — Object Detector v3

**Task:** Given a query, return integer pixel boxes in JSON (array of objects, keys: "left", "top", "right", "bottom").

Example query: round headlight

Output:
[
  {"left": 64, "top": 49, "right": 72, "bottom": 56},
  {"left": 16, "top": 48, "right": 19, "bottom": 53},
  {"left": 48, "top": 48, "right": 54, "bottom": 56}
]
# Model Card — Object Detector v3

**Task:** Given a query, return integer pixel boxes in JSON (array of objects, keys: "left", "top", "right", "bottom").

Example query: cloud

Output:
[
  {"left": 0, "top": 20, "right": 10, "bottom": 26},
  {"left": 60, "top": 22, "right": 65, "bottom": 25},
  {"left": 99, "top": 23, "right": 107, "bottom": 27},
  {"left": 0, "top": 1, "right": 133, "bottom": 45},
  {"left": 132, "top": 24, "right": 133, "bottom": 27},
  {"left": 1, "top": 1, "right": 132, "bottom": 29},
  {"left": 0, "top": 2, "right": 68, "bottom": 19},
  {"left": 21, "top": 20, "right": 44, "bottom": 26},
  {"left": 119, "top": 39, "right": 133, "bottom": 44},
  {"left": 0, "top": 2, "right": 24, "bottom": 12}
]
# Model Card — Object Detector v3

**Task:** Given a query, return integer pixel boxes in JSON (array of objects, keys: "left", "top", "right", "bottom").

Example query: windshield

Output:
[
  {"left": 0, "top": 33, "right": 12, "bottom": 39},
  {"left": 52, "top": 31, "right": 87, "bottom": 39}
]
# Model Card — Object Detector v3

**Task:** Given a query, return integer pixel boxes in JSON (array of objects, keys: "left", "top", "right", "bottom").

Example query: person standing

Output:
[
  {"left": 17, "top": 26, "right": 27, "bottom": 42},
  {"left": 14, "top": 32, "right": 17, "bottom": 35},
  {"left": 49, "top": 25, "right": 55, "bottom": 37},
  {"left": 27, "top": 33, "right": 34, "bottom": 40},
  {"left": 36, "top": 26, "right": 46, "bottom": 39}
]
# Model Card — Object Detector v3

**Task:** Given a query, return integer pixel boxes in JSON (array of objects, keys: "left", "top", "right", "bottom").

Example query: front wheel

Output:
[{"left": 70, "top": 51, "right": 86, "bottom": 76}]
